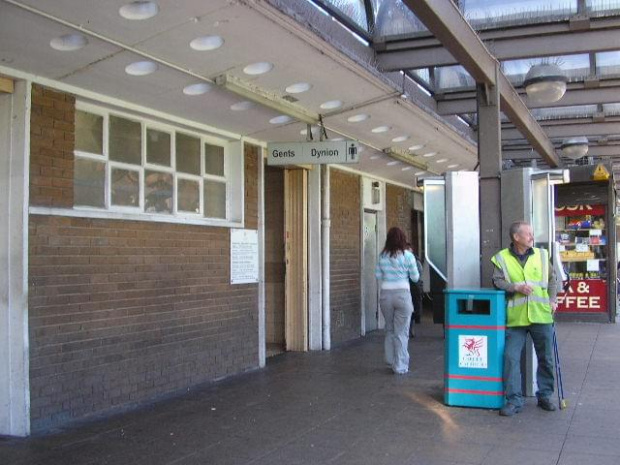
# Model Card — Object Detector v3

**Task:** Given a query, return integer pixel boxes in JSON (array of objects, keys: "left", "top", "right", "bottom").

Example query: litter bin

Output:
[{"left": 444, "top": 289, "right": 506, "bottom": 409}]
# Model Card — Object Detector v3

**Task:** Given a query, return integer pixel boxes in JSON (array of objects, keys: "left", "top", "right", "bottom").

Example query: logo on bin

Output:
[{"left": 458, "top": 335, "right": 488, "bottom": 369}]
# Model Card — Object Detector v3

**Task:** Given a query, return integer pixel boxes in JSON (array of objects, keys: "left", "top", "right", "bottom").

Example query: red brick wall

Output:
[
  {"left": 330, "top": 169, "right": 361, "bottom": 344},
  {"left": 386, "top": 184, "right": 413, "bottom": 243},
  {"left": 30, "top": 84, "right": 75, "bottom": 208},
  {"left": 27, "top": 87, "right": 260, "bottom": 430}
]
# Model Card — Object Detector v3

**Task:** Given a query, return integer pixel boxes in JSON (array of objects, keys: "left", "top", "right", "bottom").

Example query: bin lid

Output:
[{"left": 444, "top": 288, "right": 505, "bottom": 296}]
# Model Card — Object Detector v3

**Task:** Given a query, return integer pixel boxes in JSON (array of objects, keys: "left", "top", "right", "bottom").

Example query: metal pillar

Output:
[{"left": 477, "top": 68, "right": 502, "bottom": 287}]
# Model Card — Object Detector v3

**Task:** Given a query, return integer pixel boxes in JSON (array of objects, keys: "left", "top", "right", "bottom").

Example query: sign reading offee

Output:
[
  {"left": 557, "top": 279, "right": 607, "bottom": 313},
  {"left": 267, "top": 140, "right": 360, "bottom": 165}
]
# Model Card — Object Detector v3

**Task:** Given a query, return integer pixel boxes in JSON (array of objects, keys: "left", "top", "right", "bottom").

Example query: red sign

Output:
[
  {"left": 557, "top": 279, "right": 607, "bottom": 313},
  {"left": 555, "top": 204, "right": 605, "bottom": 217}
]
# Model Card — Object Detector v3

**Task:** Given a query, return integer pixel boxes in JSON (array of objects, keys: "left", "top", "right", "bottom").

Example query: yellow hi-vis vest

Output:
[{"left": 491, "top": 247, "right": 553, "bottom": 327}]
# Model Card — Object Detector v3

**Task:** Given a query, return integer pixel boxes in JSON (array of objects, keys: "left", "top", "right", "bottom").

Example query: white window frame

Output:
[{"left": 64, "top": 101, "right": 243, "bottom": 227}]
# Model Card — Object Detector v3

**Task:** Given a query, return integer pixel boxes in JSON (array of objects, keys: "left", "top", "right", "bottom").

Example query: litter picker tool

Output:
[{"left": 552, "top": 324, "right": 568, "bottom": 409}]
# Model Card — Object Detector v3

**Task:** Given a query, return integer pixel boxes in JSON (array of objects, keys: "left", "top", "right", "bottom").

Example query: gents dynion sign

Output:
[{"left": 267, "top": 140, "right": 359, "bottom": 166}]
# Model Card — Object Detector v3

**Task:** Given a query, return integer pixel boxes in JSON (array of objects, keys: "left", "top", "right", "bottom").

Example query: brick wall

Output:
[
  {"left": 330, "top": 169, "right": 361, "bottom": 345},
  {"left": 30, "top": 84, "right": 75, "bottom": 208},
  {"left": 386, "top": 184, "right": 413, "bottom": 243},
  {"left": 27, "top": 87, "right": 260, "bottom": 431}
]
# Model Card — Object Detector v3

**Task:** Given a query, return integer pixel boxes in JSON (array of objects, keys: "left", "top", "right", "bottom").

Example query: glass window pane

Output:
[
  {"left": 320, "top": 0, "right": 368, "bottom": 32},
  {"left": 147, "top": 129, "right": 171, "bottom": 167},
  {"left": 371, "top": 0, "right": 427, "bottom": 37},
  {"left": 435, "top": 65, "right": 475, "bottom": 91},
  {"left": 596, "top": 51, "right": 620, "bottom": 77},
  {"left": 109, "top": 115, "right": 141, "bottom": 165},
  {"left": 587, "top": 0, "right": 620, "bottom": 15},
  {"left": 176, "top": 133, "right": 201, "bottom": 175},
  {"left": 205, "top": 143, "right": 224, "bottom": 176},
  {"left": 178, "top": 178, "right": 200, "bottom": 213},
  {"left": 111, "top": 167, "right": 140, "bottom": 207},
  {"left": 603, "top": 103, "right": 620, "bottom": 116},
  {"left": 145, "top": 170, "right": 173, "bottom": 214},
  {"left": 461, "top": 0, "right": 577, "bottom": 29},
  {"left": 204, "top": 180, "right": 226, "bottom": 219},
  {"left": 74, "top": 158, "right": 105, "bottom": 208},
  {"left": 75, "top": 110, "right": 103, "bottom": 155},
  {"left": 411, "top": 69, "right": 430, "bottom": 86}
]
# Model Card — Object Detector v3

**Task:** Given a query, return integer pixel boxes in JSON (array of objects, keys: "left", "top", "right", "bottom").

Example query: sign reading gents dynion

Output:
[{"left": 267, "top": 140, "right": 360, "bottom": 165}]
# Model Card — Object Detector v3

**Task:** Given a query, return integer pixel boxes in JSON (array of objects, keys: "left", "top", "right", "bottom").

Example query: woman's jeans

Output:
[
  {"left": 380, "top": 289, "right": 413, "bottom": 374},
  {"left": 504, "top": 324, "right": 555, "bottom": 407}
]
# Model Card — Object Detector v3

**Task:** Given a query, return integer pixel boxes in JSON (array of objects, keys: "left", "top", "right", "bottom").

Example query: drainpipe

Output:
[{"left": 321, "top": 165, "right": 331, "bottom": 350}]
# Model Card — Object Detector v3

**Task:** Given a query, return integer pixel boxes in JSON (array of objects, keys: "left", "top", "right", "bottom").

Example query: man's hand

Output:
[
  {"left": 550, "top": 302, "right": 558, "bottom": 314},
  {"left": 515, "top": 283, "right": 533, "bottom": 295}
]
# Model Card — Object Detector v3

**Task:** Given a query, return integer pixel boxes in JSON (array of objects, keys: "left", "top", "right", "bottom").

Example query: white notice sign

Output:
[
  {"left": 230, "top": 229, "right": 258, "bottom": 284},
  {"left": 458, "top": 335, "right": 488, "bottom": 369},
  {"left": 267, "top": 140, "right": 359, "bottom": 165}
]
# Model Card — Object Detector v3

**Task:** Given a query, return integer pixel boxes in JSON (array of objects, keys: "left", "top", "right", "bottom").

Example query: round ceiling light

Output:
[
  {"left": 125, "top": 61, "right": 158, "bottom": 76},
  {"left": 387, "top": 161, "right": 400, "bottom": 166},
  {"left": 183, "top": 83, "right": 212, "bottom": 95},
  {"left": 269, "top": 115, "right": 293, "bottom": 125},
  {"left": 50, "top": 33, "right": 88, "bottom": 51},
  {"left": 372, "top": 126, "right": 391, "bottom": 133},
  {"left": 436, "top": 158, "right": 448, "bottom": 163},
  {"left": 347, "top": 114, "right": 369, "bottom": 123},
  {"left": 243, "top": 62, "right": 274, "bottom": 75},
  {"left": 392, "top": 136, "right": 409, "bottom": 143},
  {"left": 370, "top": 155, "right": 380, "bottom": 160},
  {"left": 524, "top": 63, "right": 567, "bottom": 105},
  {"left": 300, "top": 126, "right": 318, "bottom": 136},
  {"left": 561, "top": 136, "right": 589, "bottom": 160},
  {"left": 286, "top": 82, "right": 312, "bottom": 94},
  {"left": 401, "top": 167, "right": 412, "bottom": 171},
  {"left": 414, "top": 171, "right": 426, "bottom": 176},
  {"left": 230, "top": 101, "right": 254, "bottom": 111},
  {"left": 422, "top": 151, "right": 437, "bottom": 158},
  {"left": 331, "top": 137, "right": 344, "bottom": 142},
  {"left": 320, "top": 100, "right": 343, "bottom": 110},
  {"left": 447, "top": 164, "right": 460, "bottom": 169},
  {"left": 119, "top": 1, "right": 159, "bottom": 20},
  {"left": 190, "top": 36, "right": 224, "bottom": 51}
]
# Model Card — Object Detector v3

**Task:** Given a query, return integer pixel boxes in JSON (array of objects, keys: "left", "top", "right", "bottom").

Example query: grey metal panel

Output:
[
  {"left": 502, "top": 122, "right": 620, "bottom": 140},
  {"left": 504, "top": 145, "right": 620, "bottom": 160},
  {"left": 363, "top": 212, "right": 378, "bottom": 332},
  {"left": 500, "top": 168, "right": 532, "bottom": 248}
]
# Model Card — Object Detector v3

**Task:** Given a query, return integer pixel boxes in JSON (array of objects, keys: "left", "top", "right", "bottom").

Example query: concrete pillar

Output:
[{"left": 477, "top": 66, "right": 502, "bottom": 287}]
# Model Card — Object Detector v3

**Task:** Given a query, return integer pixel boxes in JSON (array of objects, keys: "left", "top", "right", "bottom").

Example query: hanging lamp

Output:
[
  {"left": 523, "top": 63, "right": 567, "bottom": 105},
  {"left": 561, "top": 136, "right": 589, "bottom": 160}
]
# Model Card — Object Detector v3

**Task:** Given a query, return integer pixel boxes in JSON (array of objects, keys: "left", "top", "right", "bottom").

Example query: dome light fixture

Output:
[
  {"left": 119, "top": 2, "right": 159, "bottom": 20},
  {"left": 561, "top": 136, "right": 589, "bottom": 160},
  {"left": 523, "top": 63, "right": 567, "bottom": 105}
]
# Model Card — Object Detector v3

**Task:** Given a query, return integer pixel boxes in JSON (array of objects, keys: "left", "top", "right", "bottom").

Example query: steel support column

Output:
[{"left": 477, "top": 74, "right": 502, "bottom": 287}]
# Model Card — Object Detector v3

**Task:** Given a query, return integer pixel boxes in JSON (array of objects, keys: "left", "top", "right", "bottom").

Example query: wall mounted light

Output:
[
  {"left": 561, "top": 136, "right": 589, "bottom": 160},
  {"left": 523, "top": 63, "right": 567, "bottom": 105}
]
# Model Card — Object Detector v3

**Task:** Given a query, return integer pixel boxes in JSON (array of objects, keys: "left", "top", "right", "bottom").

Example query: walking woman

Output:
[{"left": 375, "top": 227, "right": 420, "bottom": 374}]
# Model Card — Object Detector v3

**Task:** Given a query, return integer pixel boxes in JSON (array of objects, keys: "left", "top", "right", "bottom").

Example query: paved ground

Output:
[{"left": 2, "top": 321, "right": 620, "bottom": 465}]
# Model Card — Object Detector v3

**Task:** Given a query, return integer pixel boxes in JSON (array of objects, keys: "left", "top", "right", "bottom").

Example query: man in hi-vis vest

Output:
[{"left": 491, "top": 221, "right": 559, "bottom": 417}]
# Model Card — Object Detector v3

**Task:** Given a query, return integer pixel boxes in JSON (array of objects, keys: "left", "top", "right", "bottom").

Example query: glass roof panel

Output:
[
  {"left": 502, "top": 54, "right": 590, "bottom": 85},
  {"left": 435, "top": 66, "right": 475, "bottom": 91},
  {"left": 460, "top": 0, "right": 577, "bottom": 29},
  {"left": 587, "top": 0, "right": 620, "bottom": 15},
  {"left": 371, "top": 0, "right": 428, "bottom": 37},
  {"left": 314, "top": 0, "right": 369, "bottom": 32},
  {"left": 531, "top": 105, "right": 597, "bottom": 120},
  {"left": 411, "top": 68, "right": 431, "bottom": 87},
  {"left": 596, "top": 51, "right": 620, "bottom": 77},
  {"left": 603, "top": 103, "right": 620, "bottom": 116}
]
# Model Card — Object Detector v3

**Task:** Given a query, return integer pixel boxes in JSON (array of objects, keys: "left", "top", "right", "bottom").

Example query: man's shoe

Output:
[
  {"left": 537, "top": 397, "right": 557, "bottom": 412},
  {"left": 499, "top": 403, "right": 522, "bottom": 417}
]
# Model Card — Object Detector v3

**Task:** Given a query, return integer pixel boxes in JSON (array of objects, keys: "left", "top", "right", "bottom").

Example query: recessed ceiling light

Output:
[
  {"left": 401, "top": 167, "right": 412, "bottom": 171},
  {"left": 392, "top": 136, "right": 409, "bottom": 143},
  {"left": 125, "top": 61, "right": 158, "bottom": 76},
  {"left": 408, "top": 144, "right": 425, "bottom": 151},
  {"left": 320, "top": 100, "right": 343, "bottom": 110},
  {"left": 331, "top": 137, "right": 344, "bottom": 142},
  {"left": 422, "top": 151, "right": 437, "bottom": 158},
  {"left": 447, "top": 164, "right": 460, "bottom": 168},
  {"left": 50, "top": 34, "right": 88, "bottom": 51},
  {"left": 230, "top": 101, "right": 254, "bottom": 111},
  {"left": 372, "top": 126, "right": 391, "bottom": 134},
  {"left": 300, "top": 126, "right": 318, "bottom": 135},
  {"left": 414, "top": 171, "right": 426, "bottom": 176},
  {"left": 190, "top": 35, "right": 224, "bottom": 51},
  {"left": 370, "top": 155, "right": 380, "bottom": 160},
  {"left": 182, "top": 83, "right": 212, "bottom": 95},
  {"left": 119, "top": 1, "right": 159, "bottom": 20},
  {"left": 243, "top": 62, "right": 274, "bottom": 75},
  {"left": 357, "top": 146, "right": 365, "bottom": 153},
  {"left": 387, "top": 161, "right": 400, "bottom": 166},
  {"left": 286, "top": 82, "right": 312, "bottom": 94},
  {"left": 436, "top": 158, "right": 448, "bottom": 163},
  {"left": 348, "top": 114, "right": 369, "bottom": 123},
  {"left": 269, "top": 115, "right": 293, "bottom": 124}
]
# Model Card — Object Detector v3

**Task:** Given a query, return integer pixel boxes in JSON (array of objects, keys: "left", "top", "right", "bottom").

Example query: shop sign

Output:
[
  {"left": 458, "top": 335, "right": 488, "bottom": 369},
  {"left": 557, "top": 279, "right": 607, "bottom": 313},
  {"left": 555, "top": 204, "right": 605, "bottom": 216},
  {"left": 267, "top": 140, "right": 359, "bottom": 165}
]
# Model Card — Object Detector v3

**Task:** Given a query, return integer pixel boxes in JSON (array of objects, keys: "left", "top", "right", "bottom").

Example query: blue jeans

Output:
[
  {"left": 504, "top": 324, "right": 555, "bottom": 407},
  {"left": 380, "top": 289, "right": 413, "bottom": 374}
]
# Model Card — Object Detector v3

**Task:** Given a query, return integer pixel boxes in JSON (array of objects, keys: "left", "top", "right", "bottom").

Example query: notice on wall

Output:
[
  {"left": 458, "top": 335, "right": 488, "bottom": 369},
  {"left": 230, "top": 229, "right": 258, "bottom": 284}
]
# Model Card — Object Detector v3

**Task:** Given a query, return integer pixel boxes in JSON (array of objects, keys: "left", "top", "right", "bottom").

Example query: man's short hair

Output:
[{"left": 509, "top": 221, "right": 530, "bottom": 242}]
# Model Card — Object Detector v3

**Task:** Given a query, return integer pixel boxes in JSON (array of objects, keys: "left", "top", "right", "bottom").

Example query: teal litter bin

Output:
[{"left": 444, "top": 289, "right": 506, "bottom": 409}]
